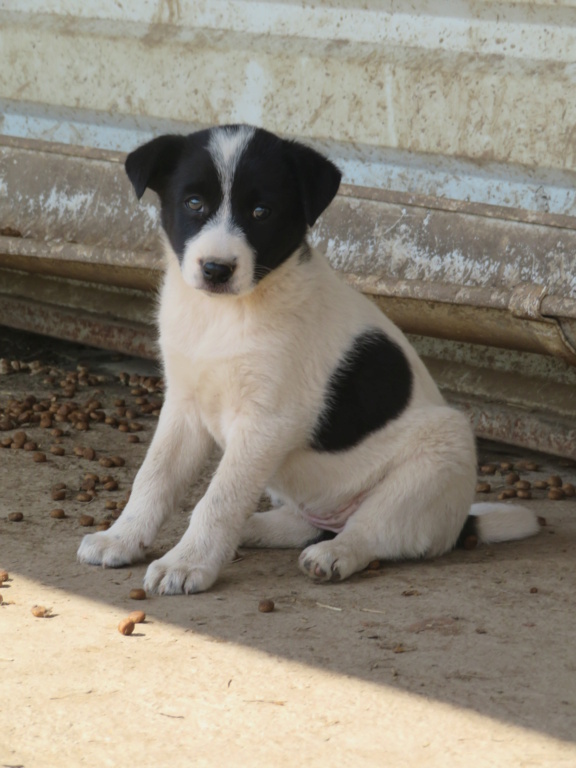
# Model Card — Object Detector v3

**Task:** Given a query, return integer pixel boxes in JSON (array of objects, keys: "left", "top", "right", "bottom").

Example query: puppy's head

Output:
[{"left": 125, "top": 125, "right": 341, "bottom": 295}]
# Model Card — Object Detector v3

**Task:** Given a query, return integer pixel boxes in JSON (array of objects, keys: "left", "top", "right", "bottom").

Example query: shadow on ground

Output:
[{"left": 1, "top": 327, "right": 575, "bottom": 751}]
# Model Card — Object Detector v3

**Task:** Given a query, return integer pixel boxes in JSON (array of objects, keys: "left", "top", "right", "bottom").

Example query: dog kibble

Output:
[
  {"left": 51, "top": 489, "right": 66, "bottom": 501},
  {"left": 13, "top": 430, "right": 27, "bottom": 446},
  {"left": 127, "top": 435, "right": 140, "bottom": 444},
  {"left": 128, "top": 610, "right": 146, "bottom": 624},
  {"left": 500, "top": 462, "right": 514, "bottom": 471},
  {"left": 548, "top": 488, "right": 565, "bottom": 501},
  {"left": 505, "top": 472, "right": 520, "bottom": 485},
  {"left": 475, "top": 482, "right": 491, "bottom": 493},
  {"left": 0, "top": 570, "right": 9, "bottom": 582},
  {"left": 562, "top": 483, "right": 575, "bottom": 497},
  {"left": 23, "top": 441, "right": 37, "bottom": 451},
  {"left": 50, "top": 508, "right": 67, "bottom": 519},
  {"left": 8, "top": 512, "right": 23, "bottom": 522},
  {"left": 479, "top": 464, "right": 497, "bottom": 475},
  {"left": 515, "top": 480, "right": 531, "bottom": 491},
  {"left": 118, "top": 618, "right": 135, "bottom": 636},
  {"left": 111, "top": 456, "right": 125, "bottom": 467},
  {"left": 530, "top": 587, "right": 538, "bottom": 594},
  {"left": 105, "top": 500, "right": 117, "bottom": 510},
  {"left": 533, "top": 480, "right": 549, "bottom": 490},
  {"left": 129, "top": 589, "right": 147, "bottom": 600},
  {"left": 99, "top": 457, "right": 114, "bottom": 468},
  {"left": 83, "top": 447, "right": 96, "bottom": 460},
  {"left": 548, "top": 475, "right": 563, "bottom": 488},
  {"left": 50, "top": 445, "right": 65, "bottom": 456},
  {"left": 516, "top": 489, "right": 532, "bottom": 500},
  {"left": 31, "top": 605, "right": 50, "bottom": 618},
  {"left": 32, "top": 451, "right": 47, "bottom": 463},
  {"left": 78, "top": 514, "right": 95, "bottom": 526},
  {"left": 498, "top": 489, "right": 517, "bottom": 500},
  {"left": 103, "top": 480, "right": 118, "bottom": 492},
  {"left": 76, "top": 492, "right": 92, "bottom": 503},
  {"left": 463, "top": 534, "right": 478, "bottom": 550},
  {"left": 258, "top": 599, "right": 275, "bottom": 613},
  {"left": 97, "top": 521, "right": 111, "bottom": 531}
]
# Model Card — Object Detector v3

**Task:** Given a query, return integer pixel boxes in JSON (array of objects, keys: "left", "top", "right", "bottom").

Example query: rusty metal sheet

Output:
[
  {"left": 424, "top": 352, "right": 576, "bottom": 461},
  {"left": 3, "top": 1, "right": 576, "bottom": 217},
  {"left": 0, "top": 294, "right": 157, "bottom": 360},
  {"left": 0, "top": 139, "right": 158, "bottom": 253},
  {"left": 315, "top": 191, "right": 576, "bottom": 302},
  {"left": 458, "top": 399, "right": 576, "bottom": 463}
]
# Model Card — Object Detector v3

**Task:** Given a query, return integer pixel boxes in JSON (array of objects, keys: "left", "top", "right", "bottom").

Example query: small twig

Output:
[
  {"left": 316, "top": 602, "right": 343, "bottom": 612},
  {"left": 360, "top": 608, "right": 387, "bottom": 615}
]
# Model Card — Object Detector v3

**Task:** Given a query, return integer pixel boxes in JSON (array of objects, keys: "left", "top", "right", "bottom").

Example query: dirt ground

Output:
[{"left": 1, "top": 329, "right": 575, "bottom": 767}]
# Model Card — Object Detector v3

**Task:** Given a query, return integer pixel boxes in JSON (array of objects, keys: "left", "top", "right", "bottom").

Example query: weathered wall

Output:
[
  {"left": 1, "top": 1, "right": 576, "bottom": 455},
  {"left": 2, "top": 1, "right": 576, "bottom": 213}
]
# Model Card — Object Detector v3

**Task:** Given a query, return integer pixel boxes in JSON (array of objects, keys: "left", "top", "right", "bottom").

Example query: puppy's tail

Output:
[{"left": 457, "top": 503, "right": 540, "bottom": 547}]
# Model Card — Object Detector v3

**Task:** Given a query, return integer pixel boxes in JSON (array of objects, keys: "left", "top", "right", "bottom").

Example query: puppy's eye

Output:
[
  {"left": 184, "top": 196, "right": 205, "bottom": 213},
  {"left": 252, "top": 205, "right": 271, "bottom": 221}
]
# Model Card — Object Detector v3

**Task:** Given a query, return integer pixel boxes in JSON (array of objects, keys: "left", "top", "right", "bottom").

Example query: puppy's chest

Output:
[{"left": 172, "top": 347, "right": 268, "bottom": 444}]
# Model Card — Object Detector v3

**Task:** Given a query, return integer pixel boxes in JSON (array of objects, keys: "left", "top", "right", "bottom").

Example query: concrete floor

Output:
[{"left": 1, "top": 329, "right": 575, "bottom": 767}]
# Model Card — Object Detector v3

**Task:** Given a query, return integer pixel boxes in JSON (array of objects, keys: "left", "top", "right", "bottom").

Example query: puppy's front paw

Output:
[
  {"left": 298, "top": 540, "right": 361, "bottom": 582},
  {"left": 143, "top": 548, "right": 219, "bottom": 595},
  {"left": 77, "top": 531, "right": 145, "bottom": 567}
]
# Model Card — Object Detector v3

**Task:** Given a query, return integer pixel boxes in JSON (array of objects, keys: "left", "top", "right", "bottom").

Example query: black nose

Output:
[{"left": 202, "top": 261, "right": 236, "bottom": 285}]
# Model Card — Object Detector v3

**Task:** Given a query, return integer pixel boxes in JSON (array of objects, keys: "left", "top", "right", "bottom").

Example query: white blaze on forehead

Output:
[
  {"left": 208, "top": 125, "right": 256, "bottom": 201},
  {"left": 179, "top": 126, "right": 257, "bottom": 294}
]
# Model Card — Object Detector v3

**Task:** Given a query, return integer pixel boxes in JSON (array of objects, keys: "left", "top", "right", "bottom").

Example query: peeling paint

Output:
[{"left": 1, "top": 5, "right": 576, "bottom": 215}]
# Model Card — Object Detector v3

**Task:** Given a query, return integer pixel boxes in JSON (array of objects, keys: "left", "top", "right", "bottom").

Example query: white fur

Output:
[
  {"left": 470, "top": 503, "right": 540, "bottom": 543},
  {"left": 77, "top": 136, "right": 539, "bottom": 594}
]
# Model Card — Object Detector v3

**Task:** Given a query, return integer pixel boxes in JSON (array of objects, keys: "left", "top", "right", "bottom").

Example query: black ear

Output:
[
  {"left": 286, "top": 140, "right": 342, "bottom": 226},
  {"left": 125, "top": 135, "right": 186, "bottom": 200}
]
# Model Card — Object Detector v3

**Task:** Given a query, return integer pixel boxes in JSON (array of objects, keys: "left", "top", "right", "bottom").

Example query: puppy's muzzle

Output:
[{"left": 201, "top": 260, "right": 236, "bottom": 285}]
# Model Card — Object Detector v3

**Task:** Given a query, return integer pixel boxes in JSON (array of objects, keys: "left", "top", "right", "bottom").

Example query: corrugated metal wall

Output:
[
  {"left": 1, "top": 0, "right": 575, "bottom": 456},
  {"left": 3, "top": 1, "right": 576, "bottom": 214}
]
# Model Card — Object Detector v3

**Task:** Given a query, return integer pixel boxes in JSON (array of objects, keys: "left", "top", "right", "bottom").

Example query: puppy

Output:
[{"left": 77, "top": 124, "right": 539, "bottom": 594}]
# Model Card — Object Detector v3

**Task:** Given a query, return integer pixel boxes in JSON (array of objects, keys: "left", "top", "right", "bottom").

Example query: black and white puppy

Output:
[{"left": 77, "top": 125, "right": 539, "bottom": 594}]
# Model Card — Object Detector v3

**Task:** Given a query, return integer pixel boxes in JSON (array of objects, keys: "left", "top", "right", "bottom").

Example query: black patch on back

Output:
[{"left": 311, "top": 329, "right": 413, "bottom": 453}]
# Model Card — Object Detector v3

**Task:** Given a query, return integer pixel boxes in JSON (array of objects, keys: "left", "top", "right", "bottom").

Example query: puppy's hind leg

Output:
[
  {"left": 299, "top": 410, "right": 477, "bottom": 581},
  {"left": 241, "top": 505, "right": 322, "bottom": 548}
]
